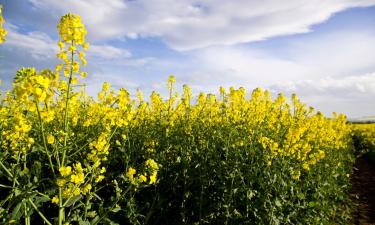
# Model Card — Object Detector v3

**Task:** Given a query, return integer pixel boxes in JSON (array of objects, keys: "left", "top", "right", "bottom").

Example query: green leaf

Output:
[
  {"left": 78, "top": 219, "right": 90, "bottom": 225},
  {"left": 87, "top": 211, "right": 97, "bottom": 218},
  {"left": 111, "top": 206, "right": 121, "bottom": 213},
  {"left": 275, "top": 199, "right": 282, "bottom": 207},
  {"left": 64, "top": 195, "right": 82, "bottom": 207},
  {"left": 11, "top": 202, "right": 23, "bottom": 220}
]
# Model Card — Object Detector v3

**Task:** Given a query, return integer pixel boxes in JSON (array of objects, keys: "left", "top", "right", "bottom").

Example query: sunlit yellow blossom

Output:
[
  {"left": 70, "top": 173, "right": 84, "bottom": 185},
  {"left": 83, "top": 42, "right": 89, "bottom": 50},
  {"left": 102, "top": 82, "right": 110, "bottom": 92},
  {"left": 126, "top": 167, "right": 136, "bottom": 180},
  {"left": 71, "top": 77, "right": 78, "bottom": 85},
  {"left": 47, "top": 134, "right": 55, "bottom": 144},
  {"left": 56, "top": 178, "right": 66, "bottom": 187},
  {"left": 168, "top": 75, "right": 176, "bottom": 88},
  {"left": 80, "top": 71, "right": 87, "bottom": 78},
  {"left": 82, "top": 184, "right": 92, "bottom": 194},
  {"left": 291, "top": 169, "right": 301, "bottom": 180},
  {"left": 58, "top": 13, "right": 86, "bottom": 45},
  {"left": 145, "top": 159, "right": 159, "bottom": 170},
  {"left": 72, "top": 61, "right": 79, "bottom": 73},
  {"left": 95, "top": 175, "right": 105, "bottom": 183},
  {"left": 59, "top": 166, "right": 72, "bottom": 177},
  {"left": 139, "top": 174, "right": 147, "bottom": 183},
  {"left": 149, "top": 171, "right": 157, "bottom": 185},
  {"left": 51, "top": 196, "right": 59, "bottom": 204}
]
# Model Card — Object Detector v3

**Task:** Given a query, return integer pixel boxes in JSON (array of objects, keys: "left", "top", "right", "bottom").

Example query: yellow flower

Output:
[
  {"left": 47, "top": 134, "right": 55, "bottom": 144},
  {"left": 58, "top": 13, "right": 86, "bottom": 44},
  {"left": 291, "top": 169, "right": 301, "bottom": 180},
  {"left": 139, "top": 174, "right": 147, "bottom": 183},
  {"left": 74, "top": 162, "right": 84, "bottom": 173},
  {"left": 0, "top": 5, "right": 7, "bottom": 44},
  {"left": 149, "top": 171, "right": 157, "bottom": 185},
  {"left": 145, "top": 159, "right": 159, "bottom": 170},
  {"left": 82, "top": 184, "right": 92, "bottom": 194},
  {"left": 51, "top": 196, "right": 59, "bottom": 204},
  {"left": 72, "top": 61, "right": 79, "bottom": 73},
  {"left": 59, "top": 166, "right": 72, "bottom": 177},
  {"left": 71, "top": 77, "right": 78, "bottom": 85},
  {"left": 83, "top": 42, "right": 89, "bottom": 50},
  {"left": 126, "top": 167, "right": 136, "bottom": 179},
  {"left": 57, "top": 41, "right": 64, "bottom": 50},
  {"left": 168, "top": 75, "right": 176, "bottom": 87},
  {"left": 68, "top": 45, "right": 76, "bottom": 52},
  {"left": 80, "top": 71, "right": 87, "bottom": 78},
  {"left": 56, "top": 178, "right": 66, "bottom": 187},
  {"left": 70, "top": 173, "right": 84, "bottom": 185},
  {"left": 95, "top": 175, "right": 105, "bottom": 183},
  {"left": 102, "top": 82, "right": 110, "bottom": 92}
]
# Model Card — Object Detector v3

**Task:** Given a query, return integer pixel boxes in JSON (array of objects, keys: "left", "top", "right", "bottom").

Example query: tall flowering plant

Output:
[{"left": 0, "top": 12, "right": 159, "bottom": 225}]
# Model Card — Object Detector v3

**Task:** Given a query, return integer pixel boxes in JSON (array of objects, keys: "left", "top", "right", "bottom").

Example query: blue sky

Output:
[{"left": 1, "top": 0, "right": 375, "bottom": 118}]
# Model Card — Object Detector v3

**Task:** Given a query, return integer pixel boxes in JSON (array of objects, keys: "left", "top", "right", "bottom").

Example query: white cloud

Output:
[
  {"left": 28, "top": 0, "right": 375, "bottom": 50},
  {"left": 270, "top": 73, "right": 375, "bottom": 117},
  {"left": 3, "top": 25, "right": 133, "bottom": 60},
  {"left": 89, "top": 45, "right": 131, "bottom": 59},
  {"left": 271, "top": 73, "right": 375, "bottom": 97},
  {"left": 5, "top": 28, "right": 57, "bottom": 59},
  {"left": 174, "top": 30, "right": 375, "bottom": 87}
]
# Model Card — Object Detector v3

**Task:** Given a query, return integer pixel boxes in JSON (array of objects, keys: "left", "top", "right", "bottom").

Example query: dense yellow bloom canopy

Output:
[{"left": 0, "top": 11, "right": 354, "bottom": 225}]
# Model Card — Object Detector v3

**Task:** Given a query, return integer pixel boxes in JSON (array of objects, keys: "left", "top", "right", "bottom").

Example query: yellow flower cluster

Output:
[
  {"left": 88, "top": 133, "right": 110, "bottom": 164},
  {"left": 129, "top": 81, "right": 350, "bottom": 180},
  {"left": 0, "top": 5, "right": 6, "bottom": 44},
  {"left": 13, "top": 68, "right": 58, "bottom": 105},
  {"left": 55, "top": 163, "right": 90, "bottom": 200},
  {"left": 56, "top": 13, "right": 88, "bottom": 79},
  {"left": 0, "top": 105, "right": 33, "bottom": 153},
  {"left": 0, "top": 12, "right": 161, "bottom": 225},
  {"left": 351, "top": 123, "right": 375, "bottom": 152},
  {"left": 58, "top": 13, "right": 87, "bottom": 45},
  {"left": 126, "top": 159, "right": 160, "bottom": 186}
]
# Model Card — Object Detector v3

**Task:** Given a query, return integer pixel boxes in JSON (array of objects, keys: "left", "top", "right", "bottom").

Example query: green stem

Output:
[
  {"left": 0, "top": 161, "right": 18, "bottom": 185},
  {"left": 0, "top": 184, "right": 14, "bottom": 189},
  {"left": 35, "top": 102, "right": 55, "bottom": 174},
  {"left": 28, "top": 199, "right": 52, "bottom": 225},
  {"left": 11, "top": 154, "right": 21, "bottom": 188},
  {"left": 62, "top": 40, "right": 75, "bottom": 166},
  {"left": 24, "top": 202, "right": 30, "bottom": 225},
  {"left": 83, "top": 193, "right": 92, "bottom": 221},
  {"left": 59, "top": 187, "right": 64, "bottom": 225},
  {"left": 92, "top": 186, "right": 132, "bottom": 225}
]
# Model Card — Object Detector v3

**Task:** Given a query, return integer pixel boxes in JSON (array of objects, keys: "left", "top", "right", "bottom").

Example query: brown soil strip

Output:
[{"left": 351, "top": 156, "right": 375, "bottom": 225}]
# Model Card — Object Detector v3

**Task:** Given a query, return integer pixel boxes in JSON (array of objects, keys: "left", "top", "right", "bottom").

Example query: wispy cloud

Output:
[
  {"left": 14, "top": 0, "right": 375, "bottom": 50},
  {"left": 89, "top": 45, "right": 131, "bottom": 59},
  {"left": 5, "top": 27, "right": 57, "bottom": 59}
]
